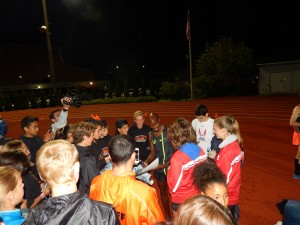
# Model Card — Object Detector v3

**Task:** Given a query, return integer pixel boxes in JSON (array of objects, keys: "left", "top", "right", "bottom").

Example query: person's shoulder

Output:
[
  {"left": 131, "top": 179, "right": 157, "bottom": 195},
  {"left": 208, "top": 117, "right": 214, "bottom": 122}
]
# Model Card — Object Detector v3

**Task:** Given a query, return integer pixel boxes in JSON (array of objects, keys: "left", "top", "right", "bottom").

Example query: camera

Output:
[{"left": 63, "top": 92, "right": 82, "bottom": 108}]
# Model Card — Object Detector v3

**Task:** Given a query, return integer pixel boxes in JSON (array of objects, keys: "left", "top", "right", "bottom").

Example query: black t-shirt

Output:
[
  {"left": 94, "top": 135, "right": 112, "bottom": 157},
  {"left": 22, "top": 172, "right": 41, "bottom": 208},
  {"left": 128, "top": 124, "right": 152, "bottom": 161},
  {"left": 20, "top": 135, "right": 44, "bottom": 164}
]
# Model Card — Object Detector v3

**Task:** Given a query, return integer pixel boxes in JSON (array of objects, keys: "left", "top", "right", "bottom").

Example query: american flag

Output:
[{"left": 186, "top": 10, "right": 190, "bottom": 41}]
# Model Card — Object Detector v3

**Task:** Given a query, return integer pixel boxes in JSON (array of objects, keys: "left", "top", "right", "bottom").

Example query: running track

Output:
[{"left": 2, "top": 95, "right": 300, "bottom": 225}]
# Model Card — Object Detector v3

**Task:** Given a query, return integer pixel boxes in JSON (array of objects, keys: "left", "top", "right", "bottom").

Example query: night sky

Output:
[{"left": 1, "top": 1, "right": 300, "bottom": 81}]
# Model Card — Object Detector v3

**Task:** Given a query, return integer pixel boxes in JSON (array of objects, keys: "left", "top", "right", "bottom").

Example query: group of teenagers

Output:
[{"left": 0, "top": 98, "right": 245, "bottom": 225}]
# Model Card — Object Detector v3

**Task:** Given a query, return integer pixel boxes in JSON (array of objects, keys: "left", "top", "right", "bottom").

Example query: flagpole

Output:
[
  {"left": 186, "top": 10, "right": 193, "bottom": 100},
  {"left": 188, "top": 34, "right": 193, "bottom": 100}
]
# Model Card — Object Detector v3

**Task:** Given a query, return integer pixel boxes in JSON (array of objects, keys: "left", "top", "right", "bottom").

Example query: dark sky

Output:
[{"left": 1, "top": 1, "right": 300, "bottom": 81}]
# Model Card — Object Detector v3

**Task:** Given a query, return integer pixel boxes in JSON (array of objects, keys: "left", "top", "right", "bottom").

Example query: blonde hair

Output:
[
  {"left": 133, "top": 111, "right": 144, "bottom": 119},
  {"left": 0, "top": 166, "right": 21, "bottom": 203},
  {"left": 174, "top": 195, "right": 234, "bottom": 225},
  {"left": 36, "top": 140, "right": 78, "bottom": 188},
  {"left": 214, "top": 115, "right": 244, "bottom": 150}
]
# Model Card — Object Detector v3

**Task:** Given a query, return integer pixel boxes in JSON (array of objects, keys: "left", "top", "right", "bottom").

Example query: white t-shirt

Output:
[{"left": 191, "top": 117, "right": 214, "bottom": 155}]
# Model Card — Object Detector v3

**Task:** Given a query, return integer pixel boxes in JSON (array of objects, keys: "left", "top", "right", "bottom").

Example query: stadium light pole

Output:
[{"left": 41, "top": 0, "right": 56, "bottom": 94}]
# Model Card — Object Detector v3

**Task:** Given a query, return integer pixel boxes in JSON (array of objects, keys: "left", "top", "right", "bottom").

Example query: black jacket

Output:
[
  {"left": 76, "top": 145, "right": 101, "bottom": 195},
  {"left": 23, "top": 191, "right": 120, "bottom": 225}
]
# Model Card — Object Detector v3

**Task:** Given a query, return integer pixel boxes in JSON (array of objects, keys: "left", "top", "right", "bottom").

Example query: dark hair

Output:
[
  {"left": 99, "top": 120, "right": 109, "bottom": 129},
  {"left": 169, "top": 117, "right": 196, "bottom": 146},
  {"left": 54, "top": 124, "right": 73, "bottom": 140},
  {"left": 86, "top": 118, "right": 102, "bottom": 126},
  {"left": 109, "top": 134, "right": 135, "bottom": 165},
  {"left": 21, "top": 116, "right": 38, "bottom": 129},
  {"left": 49, "top": 109, "right": 60, "bottom": 120},
  {"left": 115, "top": 119, "right": 128, "bottom": 129},
  {"left": 115, "top": 119, "right": 128, "bottom": 135},
  {"left": 193, "top": 161, "right": 226, "bottom": 193},
  {"left": 195, "top": 104, "right": 208, "bottom": 116},
  {"left": 0, "top": 150, "right": 31, "bottom": 175}
]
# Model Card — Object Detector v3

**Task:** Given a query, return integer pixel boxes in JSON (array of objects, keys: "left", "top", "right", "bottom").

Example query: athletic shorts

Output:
[{"left": 293, "top": 131, "right": 300, "bottom": 145}]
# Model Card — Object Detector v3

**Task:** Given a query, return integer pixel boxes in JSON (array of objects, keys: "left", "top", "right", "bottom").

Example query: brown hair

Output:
[
  {"left": 169, "top": 117, "right": 196, "bottom": 147},
  {"left": 214, "top": 115, "right": 244, "bottom": 150},
  {"left": 1, "top": 140, "right": 23, "bottom": 153},
  {"left": 0, "top": 166, "right": 21, "bottom": 203},
  {"left": 71, "top": 122, "right": 96, "bottom": 145},
  {"left": 174, "top": 195, "right": 234, "bottom": 225}
]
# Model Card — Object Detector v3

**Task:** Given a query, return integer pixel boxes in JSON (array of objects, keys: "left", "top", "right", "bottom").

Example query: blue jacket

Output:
[{"left": 0, "top": 209, "right": 25, "bottom": 225}]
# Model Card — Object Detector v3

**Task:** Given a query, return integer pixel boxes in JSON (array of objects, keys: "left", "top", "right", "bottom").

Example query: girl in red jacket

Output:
[
  {"left": 167, "top": 117, "right": 207, "bottom": 213},
  {"left": 213, "top": 115, "right": 244, "bottom": 222}
]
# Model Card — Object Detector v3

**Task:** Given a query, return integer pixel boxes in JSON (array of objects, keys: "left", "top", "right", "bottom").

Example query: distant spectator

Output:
[{"left": 0, "top": 114, "right": 7, "bottom": 139}]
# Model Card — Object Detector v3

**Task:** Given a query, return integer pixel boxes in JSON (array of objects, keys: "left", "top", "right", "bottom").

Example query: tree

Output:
[{"left": 194, "top": 36, "right": 257, "bottom": 97}]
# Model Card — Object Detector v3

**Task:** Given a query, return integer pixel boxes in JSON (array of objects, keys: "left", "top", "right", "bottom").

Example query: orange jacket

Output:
[{"left": 89, "top": 170, "right": 164, "bottom": 225}]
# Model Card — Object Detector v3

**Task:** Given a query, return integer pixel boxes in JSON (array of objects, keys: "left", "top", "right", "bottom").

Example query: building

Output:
[{"left": 258, "top": 60, "right": 300, "bottom": 95}]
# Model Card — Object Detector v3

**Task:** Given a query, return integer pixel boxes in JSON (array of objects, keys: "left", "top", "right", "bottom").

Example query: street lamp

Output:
[{"left": 41, "top": 0, "right": 56, "bottom": 94}]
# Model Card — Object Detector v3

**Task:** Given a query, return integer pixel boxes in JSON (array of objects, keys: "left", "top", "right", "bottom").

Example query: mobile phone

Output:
[{"left": 134, "top": 148, "right": 140, "bottom": 165}]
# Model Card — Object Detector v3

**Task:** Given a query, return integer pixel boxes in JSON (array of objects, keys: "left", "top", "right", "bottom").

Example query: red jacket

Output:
[
  {"left": 216, "top": 135, "right": 244, "bottom": 206},
  {"left": 167, "top": 142, "right": 207, "bottom": 203}
]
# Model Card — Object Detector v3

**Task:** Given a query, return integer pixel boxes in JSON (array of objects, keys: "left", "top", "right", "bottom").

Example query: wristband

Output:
[
  {"left": 40, "top": 192, "right": 45, "bottom": 199},
  {"left": 62, "top": 108, "right": 68, "bottom": 112}
]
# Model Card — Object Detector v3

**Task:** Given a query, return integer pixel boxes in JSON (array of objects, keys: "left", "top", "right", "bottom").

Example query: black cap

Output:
[{"left": 115, "top": 119, "right": 128, "bottom": 129}]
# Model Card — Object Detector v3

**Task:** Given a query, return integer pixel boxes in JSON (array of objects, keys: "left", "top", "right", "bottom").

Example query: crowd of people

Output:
[{"left": 9, "top": 99, "right": 300, "bottom": 224}]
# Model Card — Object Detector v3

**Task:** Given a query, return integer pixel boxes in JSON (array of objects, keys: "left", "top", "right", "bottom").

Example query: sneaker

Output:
[{"left": 293, "top": 173, "right": 300, "bottom": 179}]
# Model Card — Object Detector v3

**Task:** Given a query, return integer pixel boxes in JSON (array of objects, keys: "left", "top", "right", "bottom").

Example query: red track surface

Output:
[{"left": 2, "top": 95, "right": 300, "bottom": 225}]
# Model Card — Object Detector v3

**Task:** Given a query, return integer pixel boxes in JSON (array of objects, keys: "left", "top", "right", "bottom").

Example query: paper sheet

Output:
[{"left": 136, "top": 158, "right": 159, "bottom": 175}]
